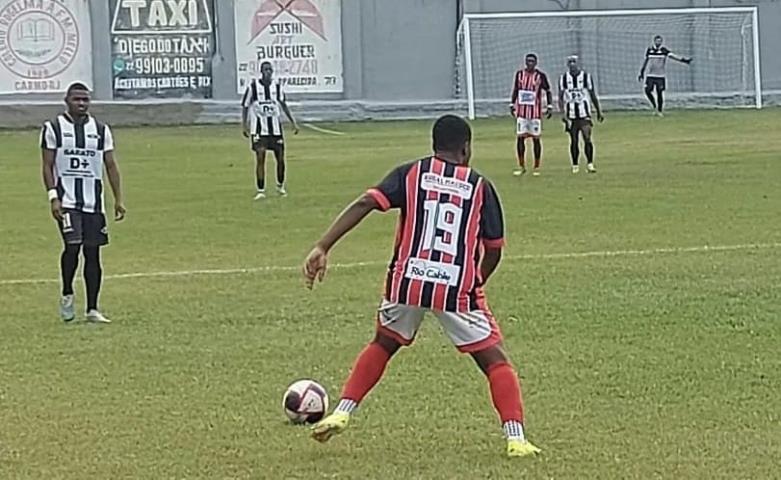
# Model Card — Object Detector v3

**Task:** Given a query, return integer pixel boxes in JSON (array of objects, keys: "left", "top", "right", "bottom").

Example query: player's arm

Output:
[
  {"left": 277, "top": 85, "right": 299, "bottom": 134},
  {"left": 509, "top": 72, "right": 519, "bottom": 115},
  {"left": 541, "top": 73, "right": 553, "bottom": 118},
  {"left": 668, "top": 50, "right": 692, "bottom": 64},
  {"left": 638, "top": 55, "right": 649, "bottom": 81},
  {"left": 586, "top": 74, "right": 604, "bottom": 122},
  {"left": 102, "top": 127, "right": 126, "bottom": 221},
  {"left": 304, "top": 166, "right": 406, "bottom": 289},
  {"left": 478, "top": 181, "right": 505, "bottom": 286},
  {"left": 40, "top": 123, "right": 62, "bottom": 221},
  {"left": 240, "top": 85, "right": 253, "bottom": 137}
]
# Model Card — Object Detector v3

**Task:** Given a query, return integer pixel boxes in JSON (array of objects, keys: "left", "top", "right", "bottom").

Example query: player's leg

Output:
[
  {"left": 569, "top": 126, "right": 581, "bottom": 173},
  {"left": 513, "top": 117, "right": 527, "bottom": 176},
  {"left": 312, "top": 302, "right": 422, "bottom": 442},
  {"left": 434, "top": 309, "right": 540, "bottom": 457},
  {"left": 83, "top": 213, "right": 110, "bottom": 323},
  {"left": 532, "top": 136, "right": 542, "bottom": 175},
  {"left": 655, "top": 80, "right": 665, "bottom": 115},
  {"left": 253, "top": 140, "right": 267, "bottom": 199},
  {"left": 58, "top": 209, "right": 81, "bottom": 322},
  {"left": 582, "top": 122, "right": 596, "bottom": 173},
  {"left": 514, "top": 136, "right": 526, "bottom": 176},
  {"left": 644, "top": 78, "right": 657, "bottom": 112},
  {"left": 271, "top": 139, "right": 287, "bottom": 196}
]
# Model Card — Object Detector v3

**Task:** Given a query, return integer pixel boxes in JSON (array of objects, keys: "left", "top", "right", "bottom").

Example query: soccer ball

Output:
[{"left": 282, "top": 379, "right": 329, "bottom": 424}]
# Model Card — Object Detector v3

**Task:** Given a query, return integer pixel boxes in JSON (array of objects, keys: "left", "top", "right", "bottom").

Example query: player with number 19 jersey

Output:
[{"left": 366, "top": 155, "right": 505, "bottom": 352}]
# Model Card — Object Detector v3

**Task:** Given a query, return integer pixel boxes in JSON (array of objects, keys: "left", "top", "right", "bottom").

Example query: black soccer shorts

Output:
[{"left": 58, "top": 209, "right": 109, "bottom": 247}]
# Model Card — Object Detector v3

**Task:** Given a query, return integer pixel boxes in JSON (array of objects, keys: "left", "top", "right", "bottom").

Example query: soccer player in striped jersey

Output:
[
  {"left": 558, "top": 56, "right": 604, "bottom": 174},
  {"left": 510, "top": 53, "right": 552, "bottom": 177},
  {"left": 638, "top": 35, "right": 692, "bottom": 117},
  {"left": 241, "top": 61, "right": 299, "bottom": 199},
  {"left": 303, "top": 115, "right": 541, "bottom": 458},
  {"left": 41, "top": 82, "right": 126, "bottom": 323}
]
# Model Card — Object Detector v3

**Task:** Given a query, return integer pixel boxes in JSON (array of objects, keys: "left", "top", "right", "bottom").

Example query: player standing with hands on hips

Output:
[
  {"left": 559, "top": 55, "right": 604, "bottom": 174},
  {"left": 638, "top": 35, "right": 692, "bottom": 117},
  {"left": 241, "top": 61, "right": 299, "bottom": 199},
  {"left": 510, "top": 53, "right": 552, "bottom": 177},
  {"left": 41, "top": 82, "right": 125, "bottom": 323}
]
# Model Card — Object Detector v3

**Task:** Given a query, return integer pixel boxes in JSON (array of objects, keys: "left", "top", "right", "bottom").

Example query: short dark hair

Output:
[
  {"left": 260, "top": 61, "right": 272, "bottom": 69},
  {"left": 654, "top": 35, "right": 663, "bottom": 41},
  {"left": 66, "top": 82, "right": 90, "bottom": 96},
  {"left": 432, "top": 115, "right": 471, "bottom": 152},
  {"left": 526, "top": 53, "right": 538, "bottom": 60}
]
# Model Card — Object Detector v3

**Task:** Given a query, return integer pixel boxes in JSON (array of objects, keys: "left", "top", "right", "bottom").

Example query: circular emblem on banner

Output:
[{"left": 0, "top": 1, "right": 80, "bottom": 79}]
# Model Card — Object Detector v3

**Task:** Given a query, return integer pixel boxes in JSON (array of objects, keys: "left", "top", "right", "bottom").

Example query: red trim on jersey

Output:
[
  {"left": 514, "top": 69, "right": 545, "bottom": 120},
  {"left": 409, "top": 158, "right": 446, "bottom": 306},
  {"left": 482, "top": 237, "right": 505, "bottom": 249},
  {"left": 458, "top": 178, "right": 485, "bottom": 312},
  {"left": 366, "top": 188, "right": 391, "bottom": 211},
  {"left": 389, "top": 161, "right": 421, "bottom": 303}
]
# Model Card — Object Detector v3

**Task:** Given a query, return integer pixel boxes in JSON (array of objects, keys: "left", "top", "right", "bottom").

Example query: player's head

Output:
[
  {"left": 260, "top": 61, "right": 274, "bottom": 81},
  {"left": 525, "top": 53, "right": 538, "bottom": 70},
  {"left": 432, "top": 115, "right": 472, "bottom": 165},
  {"left": 566, "top": 55, "right": 580, "bottom": 73},
  {"left": 653, "top": 35, "right": 663, "bottom": 47},
  {"left": 65, "top": 82, "right": 91, "bottom": 117}
]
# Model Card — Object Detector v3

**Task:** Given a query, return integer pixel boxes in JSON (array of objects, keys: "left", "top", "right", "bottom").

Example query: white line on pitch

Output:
[
  {"left": 302, "top": 123, "right": 345, "bottom": 136},
  {"left": 1, "top": 242, "right": 779, "bottom": 287}
]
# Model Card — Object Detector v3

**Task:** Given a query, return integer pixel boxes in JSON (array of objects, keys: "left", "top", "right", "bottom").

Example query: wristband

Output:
[{"left": 47, "top": 189, "right": 58, "bottom": 201}]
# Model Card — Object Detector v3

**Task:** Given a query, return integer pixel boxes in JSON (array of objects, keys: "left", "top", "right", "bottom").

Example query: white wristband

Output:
[{"left": 47, "top": 189, "right": 58, "bottom": 202}]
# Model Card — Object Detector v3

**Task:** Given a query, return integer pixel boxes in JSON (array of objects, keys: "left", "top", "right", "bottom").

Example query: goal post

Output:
[{"left": 456, "top": 7, "right": 762, "bottom": 119}]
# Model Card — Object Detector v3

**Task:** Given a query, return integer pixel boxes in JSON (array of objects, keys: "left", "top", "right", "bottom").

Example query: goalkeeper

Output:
[{"left": 638, "top": 35, "right": 692, "bottom": 116}]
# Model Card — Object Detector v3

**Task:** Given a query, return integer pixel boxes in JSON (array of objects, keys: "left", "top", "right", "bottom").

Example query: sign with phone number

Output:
[{"left": 109, "top": 0, "right": 214, "bottom": 99}]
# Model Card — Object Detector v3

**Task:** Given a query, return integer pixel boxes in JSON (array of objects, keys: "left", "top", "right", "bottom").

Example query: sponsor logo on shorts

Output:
[
  {"left": 421, "top": 173, "right": 473, "bottom": 200},
  {"left": 405, "top": 258, "right": 461, "bottom": 286}
]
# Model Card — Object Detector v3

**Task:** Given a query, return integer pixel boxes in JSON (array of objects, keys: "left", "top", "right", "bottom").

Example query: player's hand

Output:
[
  {"left": 303, "top": 245, "right": 328, "bottom": 289},
  {"left": 50, "top": 198, "right": 63, "bottom": 222},
  {"left": 293, "top": 123, "right": 300, "bottom": 135},
  {"left": 682, "top": 57, "right": 692, "bottom": 64},
  {"left": 509, "top": 105, "right": 515, "bottom": 117},
  {"left": 637, "top": 73, "right": 644, "bottom": 82},
  {"left": 114, "top": 203, "right": 126, "bottom": 221},
  {"left": 597, "top": 112, "right": 605, "bottom": 123},
  {"left": 242, "top": 128, "right": 250, "bottom": 138},
  {"left": 561, "top": 116, "right": 571, "bottom": 133},
  {"left": 545, "top": 105, "right": 553, "bottom": 119}
]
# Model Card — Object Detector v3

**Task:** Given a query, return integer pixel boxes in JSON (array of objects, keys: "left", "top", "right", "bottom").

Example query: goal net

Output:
[{"left": 455, "top": 7, "right": 761, "bottom": 118}]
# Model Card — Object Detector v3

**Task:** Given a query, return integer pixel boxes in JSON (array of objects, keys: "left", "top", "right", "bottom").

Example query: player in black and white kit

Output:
[
  {"left": 638, "top": 35, "right": 692, "bottom": 117},
  {"left": 558, "top": 56, "right": 604, "bottom": 174},
  {"left": 41, "top": 82, "right": 126, "bottom": 323},
  {"left": 241, "top": 61, "right": 299, "bottom": 199}
]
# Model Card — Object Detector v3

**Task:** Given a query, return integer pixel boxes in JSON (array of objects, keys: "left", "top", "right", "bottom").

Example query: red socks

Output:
[
  {"left": 486, "top": 362, "right": 524, "bottom": 424},
  {"left": 340, "top": 342, "right": 392, "bottom": 404}
]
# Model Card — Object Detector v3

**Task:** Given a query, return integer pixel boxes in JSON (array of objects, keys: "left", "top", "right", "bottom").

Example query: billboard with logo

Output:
[
  {"left": 234, "top": 0, "right": 343, "bottom": 94},
  {"left": 0, "top": 0, "right": 93, "bottom": 94},
  {"left": 109, "top": 0, "right": 214, "bottom": 99}
]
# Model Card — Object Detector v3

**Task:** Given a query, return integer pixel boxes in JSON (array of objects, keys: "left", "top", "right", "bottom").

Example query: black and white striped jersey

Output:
[
  {"left": 559, "top": 70, "right": 594, "bottom": 120},
  {"left": 242, "top": 79, "right": 286, "bottom": 137},
  {"left": 645, "top": 46, "right": 671, "bottom": 78},
  {"left": 41, "top": 114, "right": 114, "bottom": 214}
]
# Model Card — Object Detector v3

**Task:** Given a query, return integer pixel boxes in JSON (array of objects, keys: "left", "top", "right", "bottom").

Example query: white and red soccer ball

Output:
[{"left": 282, "top": 379, "right": 329, "bottom": 424}]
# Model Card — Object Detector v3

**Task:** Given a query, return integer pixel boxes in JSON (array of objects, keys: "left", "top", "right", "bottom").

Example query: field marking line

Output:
[
  {"left": 1, "top": 242, "right": 779, "bottom": 287},
  {"left": 302, "top": 123, "right": 345, "bottom": 136}
]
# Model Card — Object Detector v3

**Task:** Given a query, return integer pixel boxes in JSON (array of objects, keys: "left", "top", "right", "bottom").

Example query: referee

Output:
[{"left": 41, "top": 82, "right": 126, "bottom": 323}]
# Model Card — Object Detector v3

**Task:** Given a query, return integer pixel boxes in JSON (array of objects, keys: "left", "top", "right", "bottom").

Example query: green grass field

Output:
[{"left": 1, "top": 110, "right": 780, "bottom": 479}]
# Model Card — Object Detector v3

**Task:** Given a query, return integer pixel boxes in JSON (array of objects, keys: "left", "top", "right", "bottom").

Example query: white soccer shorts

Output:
[
  {"left": 516, "top": 117, "right": 542, "bottom": 137},
  {"left": 376, "top": 299, "right": 502, "bottom": 353}
]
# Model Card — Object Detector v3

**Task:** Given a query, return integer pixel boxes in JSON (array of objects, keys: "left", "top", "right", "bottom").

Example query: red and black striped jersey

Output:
[
  {"left": 512, "top": 69, "right": 551, "bottom": 120},
  {"left": 366, "top": 156, "right": 505, "bottom": 313}
]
